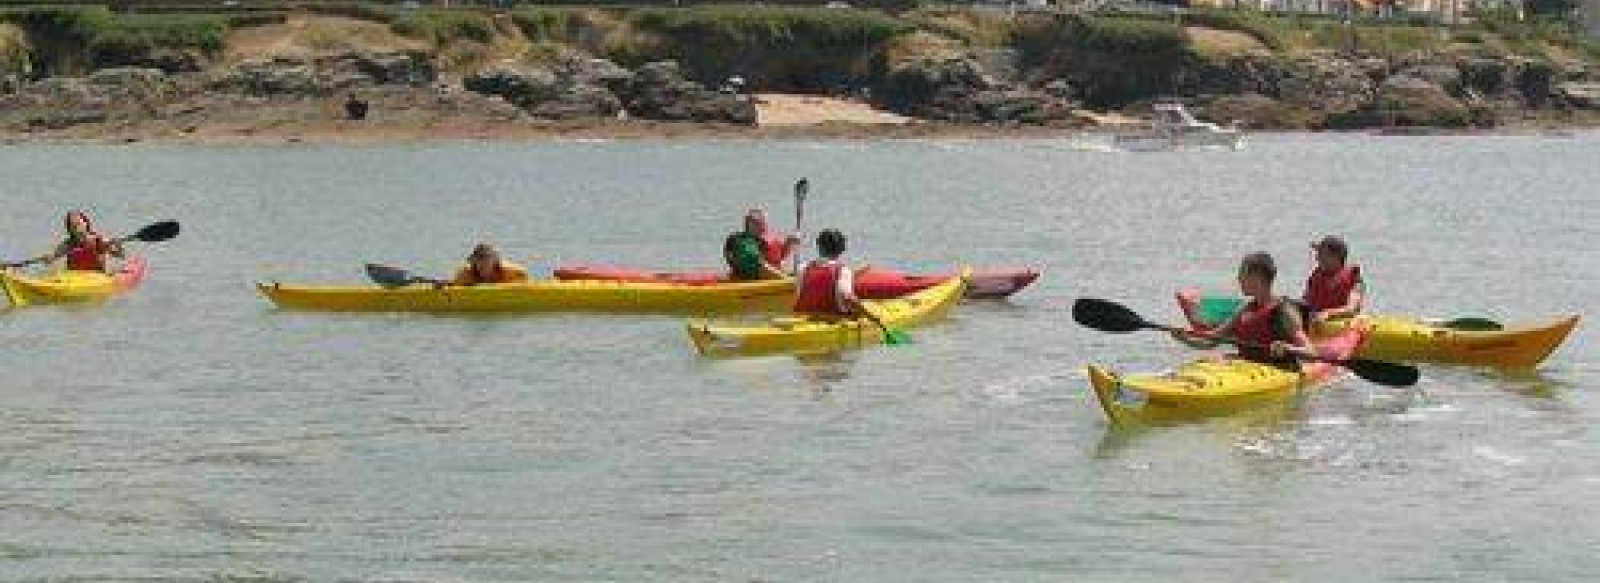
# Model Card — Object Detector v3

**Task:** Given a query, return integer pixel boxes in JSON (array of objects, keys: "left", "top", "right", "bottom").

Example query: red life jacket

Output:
[
  {"left": 65, "top": 237, "right": 108, "bottom": 272},
  {"left": 793, "top": 260, "right": 844, "bottom": 315},
  {"left": 1304, "top": 264, "right": 1360, "bottom": 312},
  {"left": 1233, "top": 297, "right": 1286, "bottom": 348},
  {"left": 760, "top": 233, "right": 788, "bottom": 266}
]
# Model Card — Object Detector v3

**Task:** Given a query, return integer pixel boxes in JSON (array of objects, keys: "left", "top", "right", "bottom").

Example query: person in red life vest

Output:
[
  {"left": 44, "top": 210, "right": 123, "bottom": 273},
  {"left": 792, "top": 229, "right": 861, "bottom": 318},
  {"left": 1174, "top": 252, "right": 1316, "bottom": 367},
  {"left": 744, "top": 208, "right": 799, "bottom": 268},
  {"left": 1303, "top": 235, "right": 1365, "bottom": 324}
]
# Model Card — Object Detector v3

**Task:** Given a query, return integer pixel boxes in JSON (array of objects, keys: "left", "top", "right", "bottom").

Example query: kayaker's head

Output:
[
  {"left": 744, "top": 208, "right": 769, "bottom": 236},
  {"left": 63, "top": 210, "right": 95, "bottom": 244},
  {"left": 815, "top": 229, "right": 846, "bottom": 260},
  {"left": 1237, "top": 252, "right": 1276, "bottom": 299},
  {"left": 1311, "top": 235, "right": 1349, "bottom": 271},
  {"left": 468, "top": 243, "right": 502, "bottom": 277}
]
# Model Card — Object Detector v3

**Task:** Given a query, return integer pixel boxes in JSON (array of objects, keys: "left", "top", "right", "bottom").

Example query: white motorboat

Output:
[{"left": 1113, "top": 102, "right": 1244, "bottom": 151}]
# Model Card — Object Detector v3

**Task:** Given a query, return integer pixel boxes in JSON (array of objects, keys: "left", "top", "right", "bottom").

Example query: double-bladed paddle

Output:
[
  {"left": 1072, "top": 297, "right": 1419, "bottom": 388},
  {"left": 2, "top": 220, "right": 181, "bottom": 269},
  {"left": 364, "top": 263, "right": 446, "bottom": 288}
]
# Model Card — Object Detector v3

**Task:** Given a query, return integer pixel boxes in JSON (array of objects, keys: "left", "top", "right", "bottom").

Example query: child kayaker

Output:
[
  {"left": 1303, "top": 235, "right": 1365, "bottom": 324},
  {"left": 723, "top": 209, "right": 789, "bottom": 281},
  {"left": 43, "top": 210, "right": 123, "bottom": 273},
  {"left": 450, "top": 243, "right": 529, "bottom": 286},
  {"left": 1174, "top": 252, "right": 1316, "bottom": 367},
  {"left": 792, "top": 229, "right": 861, "bottom": 318}
]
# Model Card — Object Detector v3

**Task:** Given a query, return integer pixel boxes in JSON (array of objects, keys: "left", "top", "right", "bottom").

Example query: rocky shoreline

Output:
[{"left": 5, "top": 9, "right": 1600, "bottom": 144}]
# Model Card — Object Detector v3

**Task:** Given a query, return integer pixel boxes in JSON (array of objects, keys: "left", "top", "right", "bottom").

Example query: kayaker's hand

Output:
[
  {"left": 1311, "top": 310, "right": 1332, "bottom": 324},
  {"left": 1270, "top": 341, "right": 1290, "bottom": 358}
]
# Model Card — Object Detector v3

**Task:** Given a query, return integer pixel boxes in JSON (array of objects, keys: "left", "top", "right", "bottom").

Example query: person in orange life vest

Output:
[
  {"left": 449, "top": 243, "right": 529, "bottom": 286},
  {"left": 44, "top": 210, "right": 123, "bottom": 273},
  {"left": 792, "top": 229, "right": 861, "bottom": 317},
  {"left": 724, "top": 211, "right": 790, "bottom": 281},
  {"left": 1303, "top": 235, "right": 1365, "bottom": 324},
  {"left": 745, "top": 208, "right": 799, "bottom": 268},
  {"left": 1173, "top": 252, "right": 1317, "bottom": 366}
]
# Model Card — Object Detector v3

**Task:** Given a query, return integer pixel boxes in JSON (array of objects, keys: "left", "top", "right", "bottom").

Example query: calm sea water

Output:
[{"left": 0, "top": 134, "right": 1594, "bottom": 582}]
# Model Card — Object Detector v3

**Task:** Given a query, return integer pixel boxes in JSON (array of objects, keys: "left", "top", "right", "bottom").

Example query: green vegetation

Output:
[
  {"left": 628, "top": 7, "right": 911, "bottom": 48},
  {"left": 391, "top": 9, "right": 495, "bottom": 45},
  {"left": 0, "top": 7, "right": 225, "bottom": 73}
]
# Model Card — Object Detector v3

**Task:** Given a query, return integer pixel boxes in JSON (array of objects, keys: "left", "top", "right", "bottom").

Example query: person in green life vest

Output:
[{"left": 723, "top": 210, "right": 789, "bottom": 281}]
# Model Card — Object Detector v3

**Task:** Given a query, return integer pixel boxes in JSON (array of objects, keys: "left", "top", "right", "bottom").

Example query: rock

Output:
[
  {"left": 1196, "top": 93, "right": 1320, "bottom": 130},
  {"left": 529, "top": 83, "right": 623, "bottom": 119},
  {"left": 26, "top": 110, "right": 108, "bottom": 130},
  {"left": 1327, "top": 75, "right": 1471, "bottom": 128},
  {"left": 1396, "top": 64, "right": 1462, "bottom": 96},
  {"left": 1555, "top": 82, "right": 1600, "bottom": 108},
  {"left": 87, "top": 67, "right": 176, "bottom": 102},
  {"left": 220, "top": 58, "right": 322, "bottom": 96},
  {"left": 875, "top": 56, "right": 1077, "bottom": 125},
  {"left": 463, "top": 64, "right": 562, "bottom": 107},
  {"left": 625, "top": 61, "right": 756, "bottom": 125}
]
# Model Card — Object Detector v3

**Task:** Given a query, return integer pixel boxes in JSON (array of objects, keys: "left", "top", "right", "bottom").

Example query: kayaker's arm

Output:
[
  {"left": 1314, "top": 281, "right": 1365, "bottom": 322},
  {"left": 1271, "top": 304, "right": 1319, "bottom": 359}
]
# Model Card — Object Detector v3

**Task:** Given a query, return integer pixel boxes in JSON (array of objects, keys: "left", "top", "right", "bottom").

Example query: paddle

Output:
[
  {"left": 790, "top": 178, "right": 808, "bottom": 275},
  {"left": 364, "top": 263, "right": 446, "bottom": 288},
  {"left": 1072, "top": 297, "right": 1419, "bottom": 388},
  {"left": 2, "top": 220, "right": 181, "bottom": 269}
]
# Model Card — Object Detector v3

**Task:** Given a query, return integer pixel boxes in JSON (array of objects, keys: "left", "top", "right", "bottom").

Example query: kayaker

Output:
[
  {"left": 747, "top": 208, "right": 798, "bottom": 268},
  {"left": 723, "top": 210, "right": 790, "bottom": 281},
  {"left": 449, "top": 243, "right": 529, "bottom": 286},
  {"left": 1303, "top": 235, "right": 1365, "bottom": 323},
  {"left": 41, "top": 210, "right": 123, "bottom": 273},
  {"left": 1174, "top": 252, "right": 1317, "bottom": 366},
  {"left": 792, "top": 229, "right": 861, "bottom": 317}
]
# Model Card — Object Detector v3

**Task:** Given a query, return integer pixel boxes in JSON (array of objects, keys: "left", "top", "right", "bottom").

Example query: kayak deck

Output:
[
  {"left": 1087, "top": 327, "right": 1366, "bottom": 427},
  {"left": 0, "top": 257, "right": 148, "bottom": 307},
  {"left": 555, "top": 263, "right": 1037, "bottom": 300},
  {"left": 256, "top": 278, "right": 794, "bottom": 314},
  {"left": 686, "top": 269, "right": 969, "bottom": 357}
]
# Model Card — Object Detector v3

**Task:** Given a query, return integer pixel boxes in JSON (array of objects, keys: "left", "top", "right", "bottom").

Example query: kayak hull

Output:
[
  {"left": 1087, "top": 327, "right": 1366, "bottom": 426},
  {"left": 1, "top": 256, "right": 147, "bottom": 307},
  {"left": 554, "top": 264, "right": 1037, "bottom": 300},
  {"left": 1175, "top": 289, "right": 1580, "bottom": 369},
  {"left": 687, "top": 269, "right": 969, "bottom": 357},
  {"left": 256, "top": 278, "right": 794, "bottom": 314}
]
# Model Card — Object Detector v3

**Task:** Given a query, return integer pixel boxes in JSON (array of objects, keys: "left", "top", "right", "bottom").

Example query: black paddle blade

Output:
[
  {"left": 365, "top": 263, "right": 415, "bottom": 288},
  {"left": 1440, "top": 317, "right": 1503, "bottom": 332},
  {"left": 132, "top": 220, "right": 180, "bottom": 242},
  {"left": 1072, "top": 298, "right": 1155, "bottom": 333},
  {"left": 1342, "top": 358, "right": 1421, "bottom": 388}
]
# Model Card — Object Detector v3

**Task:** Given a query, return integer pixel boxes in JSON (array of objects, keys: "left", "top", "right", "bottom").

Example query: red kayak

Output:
[{"left": 552, "top": 264, "right": 1039, "bottom": 300}]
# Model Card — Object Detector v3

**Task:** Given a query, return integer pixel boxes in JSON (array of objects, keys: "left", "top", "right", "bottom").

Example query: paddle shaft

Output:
[
  {"left": 3, "top": 222, "right": 171, "bottom": 269},
  {"left": 790, "top": 179, "right": 807, "bottom": 274}
]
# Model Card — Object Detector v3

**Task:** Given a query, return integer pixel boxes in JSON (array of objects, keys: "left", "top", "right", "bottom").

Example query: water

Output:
[{"left": 0, "top": 134, "right": 1594, "bottom": 582}]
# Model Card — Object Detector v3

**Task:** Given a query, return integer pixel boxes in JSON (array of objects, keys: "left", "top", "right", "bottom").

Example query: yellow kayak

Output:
[
  {"left": 1176, "top": 290, "right": 1580, "bottom": 369},
  {"left": 256, "top": 278, "right": 794, "bottom": 314},
  {"left": 1087, "top": 326, "right": 1367, "bottom": 427},
  {"left": 1, "top": 257, "right": 148, "bottom": 307},
  {"left": 1312, "top": 315, "right": 1579, "bottom": 370},
  {"left": 686, "top": 268, "right": 969, "bottom": 357}
]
